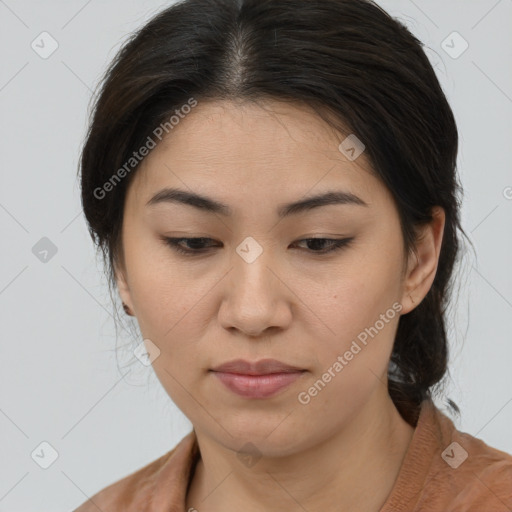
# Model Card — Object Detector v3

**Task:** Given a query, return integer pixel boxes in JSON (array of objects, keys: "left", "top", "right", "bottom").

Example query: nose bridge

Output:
[
  {"left": 231, "top": 235, "right": 277, "bottom": 297},
  {"left": 219, "top": 236, "right": 287, "bottom": 335}
]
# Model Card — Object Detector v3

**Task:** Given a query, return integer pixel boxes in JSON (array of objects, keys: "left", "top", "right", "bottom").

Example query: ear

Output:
[
  {"left": 400, "top": 206, "right": 445, "bottom": 315},
  {"left": 114, "top": 260, "right": 135, "bottom": 315}
]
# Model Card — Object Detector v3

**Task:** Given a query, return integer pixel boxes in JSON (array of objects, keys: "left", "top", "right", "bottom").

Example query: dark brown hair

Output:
[{"left": 79, "top": 0, "right": 470, "bottom": 426}]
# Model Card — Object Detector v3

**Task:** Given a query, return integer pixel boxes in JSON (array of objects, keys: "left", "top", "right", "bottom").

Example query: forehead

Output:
[
  {"left": 152, "top": 98, "right": 369, "bottom": 169},
  {"left": 126, "top": 99, "right": 386, "bottom": 212}
]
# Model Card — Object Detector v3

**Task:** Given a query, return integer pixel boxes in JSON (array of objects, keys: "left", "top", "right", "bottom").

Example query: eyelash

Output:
[{"left": 161, "top": 236, "right": 354, "bottom": 257}]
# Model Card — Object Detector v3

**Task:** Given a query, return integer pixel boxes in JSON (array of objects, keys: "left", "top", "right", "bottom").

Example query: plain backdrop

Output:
[{"left": 0, "top": 1, "right": 511, "bottom": 510}]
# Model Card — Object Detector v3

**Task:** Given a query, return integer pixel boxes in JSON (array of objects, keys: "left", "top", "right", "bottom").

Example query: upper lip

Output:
[{"left": 211, "top": 359, "right": 305, "bottom": 375}]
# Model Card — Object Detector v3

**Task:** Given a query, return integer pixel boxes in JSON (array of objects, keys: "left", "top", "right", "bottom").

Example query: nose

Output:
[{"left": 218, "top": 244, "right": 292, "bottom": 338}]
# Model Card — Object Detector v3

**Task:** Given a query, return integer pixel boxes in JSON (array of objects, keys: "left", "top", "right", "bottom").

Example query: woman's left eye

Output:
[
  {"left": 161, "top": 236, "right": 354, "bottom": 256},
  {"left": 294, "top": 237, "right": 354, "bottom": 253}
]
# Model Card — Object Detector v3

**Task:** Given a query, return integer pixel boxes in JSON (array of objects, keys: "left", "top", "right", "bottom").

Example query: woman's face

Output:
[{"left": 117, "top": 99, "right": 428, "bottom": 455}]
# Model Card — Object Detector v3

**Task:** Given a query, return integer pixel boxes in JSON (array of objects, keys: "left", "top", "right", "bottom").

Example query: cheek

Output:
[
  {"left": 130, "top": 269, "right": 209, "bottom": 346},
  {"left": 124, "top": 247, "right": 221, "bottom": 375},
  {"left": 311, "top": 255, "right": 403, "bottom": 369},
  {"left": 122, "top": 231, "right": 183, "bottom": 337}
]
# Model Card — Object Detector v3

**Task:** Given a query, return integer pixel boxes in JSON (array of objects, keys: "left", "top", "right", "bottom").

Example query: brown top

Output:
[{"left": 74, "top": 399, "right": 512, "bottom": 511}]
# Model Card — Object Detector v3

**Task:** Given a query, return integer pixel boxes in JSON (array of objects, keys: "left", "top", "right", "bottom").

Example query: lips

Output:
[
  {"left": 210, "top": 358, "right": 305, "bottom": 375},
  {"left": 210, "top": 359, "right": 306, "bottom": 399}
]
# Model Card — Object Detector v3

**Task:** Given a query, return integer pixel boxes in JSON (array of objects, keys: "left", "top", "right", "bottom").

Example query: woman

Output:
[{"left": 74, "top": 0, "right": 512, "bottom": 510}]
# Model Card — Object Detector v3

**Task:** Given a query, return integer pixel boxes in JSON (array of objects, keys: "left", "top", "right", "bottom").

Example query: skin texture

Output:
[{"left": 116, "top": 99, "right": 445, "bottom": 512}]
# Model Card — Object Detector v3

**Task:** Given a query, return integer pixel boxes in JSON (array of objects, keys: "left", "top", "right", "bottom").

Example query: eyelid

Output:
[{"left": 160, "top": 236, "right": 354, "bottom": 257}]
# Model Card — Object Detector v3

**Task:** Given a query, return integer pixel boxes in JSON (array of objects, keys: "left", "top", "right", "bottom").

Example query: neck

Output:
[{"left": 186, "top": 389, "right": 415, "bottom": 512}]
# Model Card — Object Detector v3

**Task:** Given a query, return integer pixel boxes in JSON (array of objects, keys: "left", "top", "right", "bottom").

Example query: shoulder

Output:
[
  {"left": 383, "top": 400, "right": 512, "bottom": 511},
  {"left": 440, "top": 426, "right": 512, "bottom": 509},
  {"left": 422, "top": 404, "right": 512, "bottom": 510},
  {"left": 72, "top": 430, "right": 198, "bottom": 512}
]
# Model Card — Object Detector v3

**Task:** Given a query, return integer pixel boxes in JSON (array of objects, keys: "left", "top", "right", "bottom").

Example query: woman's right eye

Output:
[{"left": 161, "top": 237, "right": 218, "bottom": 256}]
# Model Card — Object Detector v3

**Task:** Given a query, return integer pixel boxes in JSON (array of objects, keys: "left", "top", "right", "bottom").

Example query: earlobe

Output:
[
  {"left": 122, "top": 302, "right": 135, "bottom": 316},
  {"left": 400, "top": 206, "right": 445, "bottom": 315},
  {"left": 114, "top": 263, "right": 135, "bottom": 317}
]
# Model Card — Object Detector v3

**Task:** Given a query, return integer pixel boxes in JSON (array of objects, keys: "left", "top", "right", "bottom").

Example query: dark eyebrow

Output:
[{"left": 146, "top": 187, "right": 368, "bottom": 218}]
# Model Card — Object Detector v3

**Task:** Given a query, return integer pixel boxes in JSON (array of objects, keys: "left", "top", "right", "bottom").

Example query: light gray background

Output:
[{"left": 1, "top": 1, "right": 511, "bottom": 510}]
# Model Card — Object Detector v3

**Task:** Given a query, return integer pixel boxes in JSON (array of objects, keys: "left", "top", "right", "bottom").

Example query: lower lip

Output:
[{"left": 211, "top": 371, "right": 305, "bottom": 398}]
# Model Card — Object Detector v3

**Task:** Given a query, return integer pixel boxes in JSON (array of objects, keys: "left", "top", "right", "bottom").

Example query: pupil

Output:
[{"left": 309, "top": 239, "right": 325, "bottom": 250}]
